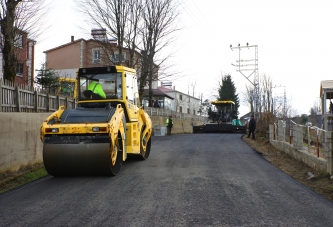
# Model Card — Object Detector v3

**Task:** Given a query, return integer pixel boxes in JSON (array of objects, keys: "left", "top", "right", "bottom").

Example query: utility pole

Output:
[{"left": 230, "top": 43, "right": 259, "bottom": 117}]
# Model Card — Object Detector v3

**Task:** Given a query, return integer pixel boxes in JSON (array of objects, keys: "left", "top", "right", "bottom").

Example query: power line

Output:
[
  {"left": 180, "top": 2, "right": 200, "bottom": 25},
  {"left": 189, "top": 0, "right": 208, "bottom": 21}
]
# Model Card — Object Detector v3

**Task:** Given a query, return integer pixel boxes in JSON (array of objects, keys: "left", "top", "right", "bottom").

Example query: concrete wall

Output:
[
  {"left": 0, "top": 113, "right": 50, "bottom": 173},
  {"left": 269, "top": 124, "right": 333, "bottom": 175},
  {"left": 0, "top": 113, "right": 204, "bottom": 174},
  {"left": 150, "top": 116, "right": 203, "bottom": 135}
]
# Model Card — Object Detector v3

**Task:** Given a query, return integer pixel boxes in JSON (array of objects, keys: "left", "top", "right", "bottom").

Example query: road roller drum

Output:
[{"left": 40, "top": 66, "right": 152, "bottom": 176}]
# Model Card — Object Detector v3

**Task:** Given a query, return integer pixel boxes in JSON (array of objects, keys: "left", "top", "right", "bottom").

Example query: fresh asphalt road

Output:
[{"left": 1, "top": 133, "right": 333, "bottom": 227}]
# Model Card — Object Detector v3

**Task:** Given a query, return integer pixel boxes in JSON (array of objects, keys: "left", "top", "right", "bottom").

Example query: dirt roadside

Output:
[{"left": 242, "top": 136, "right": 333, "bottom": 202}]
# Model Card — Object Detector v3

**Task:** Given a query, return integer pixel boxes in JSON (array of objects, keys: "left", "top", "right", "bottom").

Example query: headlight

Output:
[
  {"left": 45, "top": 128, "right": 59, "bottom": 133},
  {"left": 92, "top": 127, "right": 107, "bottom": 132}
]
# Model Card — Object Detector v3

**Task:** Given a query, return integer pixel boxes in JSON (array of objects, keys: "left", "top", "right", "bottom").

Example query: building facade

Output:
[
  {"left": 43, "top": 29, "right": 158, "bottom": 89},
  {"left": 158, "top": 86, "right": 201, "bottom": 115},
  {"left": 44, "top": 29, "right": 200, "bottom": 115},
  {"left": 0, "top": 29, "right": 35, "bottom": 87}
]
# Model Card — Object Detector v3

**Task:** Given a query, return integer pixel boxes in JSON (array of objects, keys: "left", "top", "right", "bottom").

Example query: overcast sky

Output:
[{"left": 35, "top": 0, "right": 333, "bottom": 116}]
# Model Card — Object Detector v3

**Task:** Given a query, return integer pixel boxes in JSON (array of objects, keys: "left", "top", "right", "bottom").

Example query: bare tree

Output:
[
  {"left": 243, "top": 74, "right": 275, "bottom": 116},
  {"left": 260, "top": 74, "right": 273, "bottom": 113},
  {"left": 77, "top": 0, "right": 143, "bottom": 68},
  {"left": 243, "top": 73, "right": 302, "bottom": 137},
  {"left": 243, "top": 84, "right": 254, "bottom": 114},
  {"left": 139, "top": 0, "right": 180, "bottom": 106},
  {"left": 285, "top": 97, "right": 298, "bottom": 118},
  {"left": 0, "top": 0, "right": 47, "bottom": 81},
  {"left": 243, "top": 74, "right": 276, "bottom": 137},
  {"left": 0, "top": 0, "right": 22, "bottom": 81},
  {"left": 124, "top": 0, "right": 143, "bottom": 68},
  {"left": 14, "top": 0, "right": 47, "bottom": 40},
  {"left": 310, "top": 100, "right": 321, "bottom": 115},
  {"left": 198, "top": 98, "right": 210, "bottom": 116},
  {"left": 77, "top": 0, "right": 180, "bottom": 105}
]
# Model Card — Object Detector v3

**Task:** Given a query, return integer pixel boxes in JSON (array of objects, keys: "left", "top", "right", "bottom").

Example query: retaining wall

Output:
[
  {"left": 0, "top": 113, "right": 50, "bottom": 173},
  {"left": 0, "top": 113, "right": 204, "bottom": 174},
  {"left": 150, "top": 116, "right": 203, "bottom": 135},
  {"left": 269, "top": 124, "right": 333, "bottom": 175}
]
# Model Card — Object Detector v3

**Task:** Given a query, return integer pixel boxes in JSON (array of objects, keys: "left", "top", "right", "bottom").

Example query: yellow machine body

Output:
[
  {"left": 58, "top": 77, "right": 77, "bottom": 98},
  {"left": 40, "top": 66, "right": 152, "bottom": 176},
  {"left": 193, "top": 100, "right": 246, "bottom": 133}
]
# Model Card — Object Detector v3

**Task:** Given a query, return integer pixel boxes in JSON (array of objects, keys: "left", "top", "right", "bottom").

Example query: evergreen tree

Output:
[
  {"left": 35, "top": 63, "right": 60, "bottom": 93},
  {"left": 300, "top": 114, "right": 308, "bottom": 125},
  {"left": 218, "top": 74, "right": 240, "bottom": 113}
]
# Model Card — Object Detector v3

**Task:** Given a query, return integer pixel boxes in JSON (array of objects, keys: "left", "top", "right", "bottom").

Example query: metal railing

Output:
[
  {"left": 275, "top": 120, "right": 330, "bottom": 160},
  {"left": 0, "top": 79, "right": 206, "bottom": 122},
  {"left": 144, "top": 106, "right": 207, "bottom": 122},
  {"left": 301, "top": 124, "right": 326, "bottom": 159}
]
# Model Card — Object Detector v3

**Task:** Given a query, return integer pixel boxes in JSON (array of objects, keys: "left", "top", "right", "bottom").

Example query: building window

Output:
[
  {"left": 17, "top": 63, "right": 23, "bottom": 76},
  {"left": 14, "top": 34, "right": 23, "bottom": 48},
  {"left": 188, "top": 97, "right": 190, "bottom": 103},
  {"left": 110, "top": 52, "right": 126, "bottom": 63},
  {"left": 179, "top": 106, "right": 182, "bottom": 113},
  {"left": 92, "top": 49, "right": 101, "bottom": 63},
  {"left": 179, "top": 94, "right": 182, "bottom": 101},
  {"left": 187, "top": 108, "right": 190, "bottom": 114}
]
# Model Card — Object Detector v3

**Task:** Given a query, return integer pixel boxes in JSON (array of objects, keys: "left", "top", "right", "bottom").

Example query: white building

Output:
[{"left": 159, "top": 86, "right": 201, "bottom": 115}]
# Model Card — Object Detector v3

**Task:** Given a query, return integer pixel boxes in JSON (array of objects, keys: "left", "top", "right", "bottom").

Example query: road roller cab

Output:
[{"left": 40, "top": 66, "right": 152, "bottom": 176}]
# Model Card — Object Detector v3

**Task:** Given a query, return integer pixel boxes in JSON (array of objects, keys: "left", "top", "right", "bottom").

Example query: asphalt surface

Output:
[{"left": 1, "top": 133, "right": 333, "bottom": 227}]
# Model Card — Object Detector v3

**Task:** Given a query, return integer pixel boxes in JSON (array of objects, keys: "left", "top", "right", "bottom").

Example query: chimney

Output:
[
  {"left": 91, "top": 28, "right": 107, "bottom": 41},
  {"left": 71, "top": 36, "right": 74, "bottom": 42},
  {"left": 109, "top": 38, "right": 118, "bottom": 45}
]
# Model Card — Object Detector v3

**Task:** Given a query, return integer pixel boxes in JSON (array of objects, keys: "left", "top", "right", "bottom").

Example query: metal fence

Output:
[
  {"left": 144, "top": 106, "right": 207, "bottom": 122},
  {"left": 0, "top": 79, "right": 75, "bottom": 112},
  {"left": 273, "top": 120, "right": 330, "bottom": 160}
]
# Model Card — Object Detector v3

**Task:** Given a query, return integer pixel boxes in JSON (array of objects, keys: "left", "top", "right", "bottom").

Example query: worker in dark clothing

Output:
[
  {"left": 247, "top": 115, "right": 256, "bottom": 139},
  {"left": 153, "top": 100, "right": 160, "bottom": 108}
]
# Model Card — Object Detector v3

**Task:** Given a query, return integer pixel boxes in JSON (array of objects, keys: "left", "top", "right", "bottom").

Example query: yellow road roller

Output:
[{"left": 40, "top": 66, "right": 152, "bottom": 176}]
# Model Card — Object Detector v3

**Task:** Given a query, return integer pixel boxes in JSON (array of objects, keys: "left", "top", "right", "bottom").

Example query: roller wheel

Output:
[
  {"left": 109, "top": 134, "right": 123, "bottom": 175},
  {"left": 140, "top": 131, "right": 151, "bottom": 160}
]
